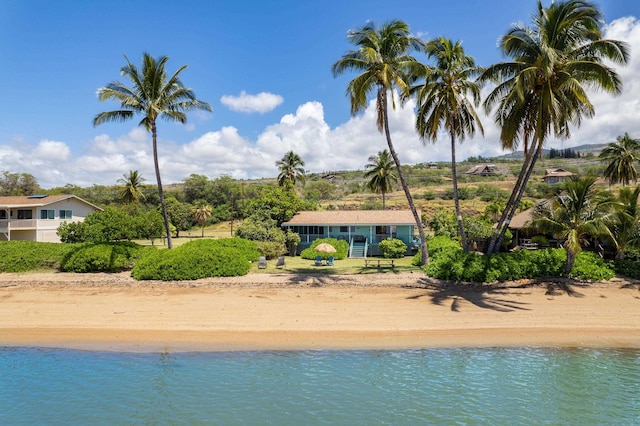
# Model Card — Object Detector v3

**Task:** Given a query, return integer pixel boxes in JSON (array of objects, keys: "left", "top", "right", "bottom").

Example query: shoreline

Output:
[{"left": 1, "top": 272, "right": 639, "bottom": 352}]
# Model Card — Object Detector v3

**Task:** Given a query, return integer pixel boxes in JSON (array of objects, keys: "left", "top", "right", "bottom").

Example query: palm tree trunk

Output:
[
  {"left": 152, "top": 121, "right": 173, "bottom": 249},
  {"left": 380, "top": 90, "right": 429, "bottom": 265},
  {"left": 382, "top": 191, "right": 386, "bottom": 209},
  {"left": 564, "top": 249, "right": 576, "bottom": 276},
  {"left": 450, "top": 132, "right": 467, "bottom": 251}
]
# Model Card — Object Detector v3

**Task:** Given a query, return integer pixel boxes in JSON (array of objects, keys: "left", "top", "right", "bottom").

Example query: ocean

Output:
[{"left": 1, "top": 347, "right": 638, "bottom": 425}]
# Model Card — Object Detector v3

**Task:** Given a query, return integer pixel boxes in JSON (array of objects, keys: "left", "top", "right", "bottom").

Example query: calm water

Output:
[{"left": 1, "top": 347, "right": 639, "bottom": 425}]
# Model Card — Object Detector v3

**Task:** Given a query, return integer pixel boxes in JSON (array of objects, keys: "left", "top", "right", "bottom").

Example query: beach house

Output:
[
  {"left": 0, "top": 194, "right": 102, "bottom": 242},
  {"left": 542, "top": 168, "right": 575, "bottom": 184},
  {"left": 282, "top": 210, "right": 420, "bottom": 257}
]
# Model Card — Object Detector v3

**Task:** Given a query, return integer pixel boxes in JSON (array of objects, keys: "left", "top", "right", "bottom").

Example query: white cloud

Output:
[{"left": 220, "top": 91, "right": 284, "bottom": 114}]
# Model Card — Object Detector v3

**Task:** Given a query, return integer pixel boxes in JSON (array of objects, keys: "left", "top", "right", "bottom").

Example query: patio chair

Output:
[
  {"left": 314, "top": 256, "right": 323, "bottom": 266},
  {"left": 275, "top": 256, "right": 286, "bottom": 268},
  {"left": 258, "top": 256, "right": 267, "bottom": 269},
  {"left": 326, "top": 256, "right": 334, "bottom": 266}
]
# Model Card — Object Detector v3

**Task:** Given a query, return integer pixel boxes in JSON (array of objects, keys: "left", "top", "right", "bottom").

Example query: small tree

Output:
[{"left": 378, "top": 238, "right": 407, "bottom": 258}]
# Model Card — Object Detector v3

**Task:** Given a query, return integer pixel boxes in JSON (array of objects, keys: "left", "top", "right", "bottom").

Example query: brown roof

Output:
[
  {"left": 507, "top": 208, "right": 534, "bottom": 229},
  {"left": 544, "top": 168, "right": 574, "bottom": 177},
  {"left": 283, "top": 210, "right": 419, "bottom": 226},
  {"left": 0, "top": 194, "right": 102, "bottom": 210}
]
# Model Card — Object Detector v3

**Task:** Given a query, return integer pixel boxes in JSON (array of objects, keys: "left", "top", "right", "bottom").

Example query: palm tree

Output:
[
  {"left": 412, "top": 37, "right": 484, "bottom": 251},
  {"left": 117, "top": 170, "right": 146, "bottom": 204},
  {"left": 480, "top": 0, "right": 629, "bottom": 254},
  {"left": 600, "top": 133, "right": 640, "bottom": 186},
  {"left": 94, "top": 53, "right": 212, "bottom": 249},
  {"left": 364, "top": 149, "right": 398, "bottom": 209},
  {"left": 332, "top": 19, "right": 429, "bottom": 265},
  {"left": 530, "top": 176, "right": 613, "bottom": 275},
  {"left": 606, "top": 185, "right": 640, "bottom": 259},
  {"left": 276, "top": 151, "right": 306, "bottom": 187},
  {"left": 193, "top": 201, "right": 213, "bottom": 237}
]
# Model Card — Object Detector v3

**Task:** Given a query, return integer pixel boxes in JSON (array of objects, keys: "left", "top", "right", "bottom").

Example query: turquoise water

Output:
[{"left": 1, "top": 347, "right": 639, "bottom": 425}]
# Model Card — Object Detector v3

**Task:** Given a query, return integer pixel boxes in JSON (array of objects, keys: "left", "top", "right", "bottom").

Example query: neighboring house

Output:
[
  {"left": 542, "top": 168, "right": 574, "bottom": 184},
  {"left": 465, "top": 164, "right": 496, "bottom": 176},
  {"left": 282, "top": 210, "right": 420, "bottom": 257},
  {"left": 0, "top": 195, "right": 102, "bottom": 243}
]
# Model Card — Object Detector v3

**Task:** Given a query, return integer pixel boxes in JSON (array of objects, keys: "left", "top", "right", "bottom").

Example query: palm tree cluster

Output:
[
  {"left": 332, "top": 0, "right": 629, "bottom": 264},
  {"left": 600, "top": 133, "right": 640, "bottom": 187}
]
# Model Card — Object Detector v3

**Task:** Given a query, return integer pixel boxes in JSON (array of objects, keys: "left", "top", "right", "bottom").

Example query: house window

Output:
[
  {"left": 59, "top": 210, "right": 72, "bottom": 219},
  {"left": 375, "top": 226, "right": 389, "bottom": 235},
  {"left": 17, "top": 210, "right": 33, "bottom": 219},
  {"left": 339, "top": 226, "right": 348, "bottom": 232},
  {"left": 0, "top": 211, "right": 6, "bottom": 220},
  {"left": 40, "top": 210, "right": 55, "bottom": 220}
]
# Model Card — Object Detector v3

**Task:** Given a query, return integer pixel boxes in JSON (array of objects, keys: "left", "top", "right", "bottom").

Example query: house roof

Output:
[
  {"left": 0, "top": 194, "right": 102, "bottom": 211},
  {"left": 465, "top": 164, "right": 496, "bottom": 175},
  {"left": 283, "top": 210, "right": 419, "bottom": 226},
  {"left": 544, "top": 168, "right": 574, "bottom": 177},
  {"left": 508, "top": 208, "right": 534, "bottom": 229}
]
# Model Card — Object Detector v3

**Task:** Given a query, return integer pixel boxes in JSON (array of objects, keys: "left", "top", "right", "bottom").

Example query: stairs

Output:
[{"left": 349, "top": 239, "right": 367, "bottom": 258}]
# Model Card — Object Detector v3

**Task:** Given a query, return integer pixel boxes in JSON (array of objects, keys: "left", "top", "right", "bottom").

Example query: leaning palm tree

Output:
[
  {"left": 94, "top": 53, "right": 212, "bottom": 249},
  {"left": 480, "top": 0, "right": 629, "bottom": 254},
  {"left": 117, "top": 170, "right": 146, "bottom": 204},
  {"left": 600, "top": 133, "right": 640, "bottom": 187},
  {"left": 364, "top": 149, "right": 398, "bottom": 209},
  {"left": 332, "top": 19, "right": 429, "bottom": 265},
  {"left": 606, "top": 185, "right": 640, "bottom": 259},
  {"left": 276, "top": 151, "right": 306, "bottom": 187},
  {"left": 193, "top": 201, "right": 213, "bottom": 238},
  {"left": 530, "top": 175, "right": 613, "bottom": 276},
  {"left": 412, "top": 37, "right": 484, "bottom": 251}
]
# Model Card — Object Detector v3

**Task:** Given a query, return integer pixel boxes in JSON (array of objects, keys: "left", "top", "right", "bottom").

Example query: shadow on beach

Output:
[{"left": 402, "top": 277, "right": 590, "bottom": 312}]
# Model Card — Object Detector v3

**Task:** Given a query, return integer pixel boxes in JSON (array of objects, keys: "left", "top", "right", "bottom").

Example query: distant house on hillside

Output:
[
  {"left": 542, "top": 168, "right": 574, "bottom": 184},
  {"left": 282, "top": 210, "right": 420, "bottom": 257},
  {"left": 0, "top": 194, "right": 102, "bottom": 243},
  {"left": 465, "top": 164, "right": 496, "bottom": 176}
]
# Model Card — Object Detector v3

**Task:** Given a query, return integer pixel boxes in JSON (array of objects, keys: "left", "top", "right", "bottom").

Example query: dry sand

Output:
[{"left": 0, "top": 271, "right": 639, "bottom": 352}]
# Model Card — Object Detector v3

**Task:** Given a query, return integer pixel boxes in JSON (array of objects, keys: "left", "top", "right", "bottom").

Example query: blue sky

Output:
[{"left": 1, "top": 0, "right": 638, "bottom": 188}]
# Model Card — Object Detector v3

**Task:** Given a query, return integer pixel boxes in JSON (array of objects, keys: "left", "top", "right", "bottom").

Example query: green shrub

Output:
[
  {"left": 256, "top": 241, "right": 286, "bottom": 259},
  {"left": 378, "top": 238, "right": 407, "bottom": 258},
  {"left": 300, "top": 238, "right": 349, "bottom": 260},
  {"left": 530, "top": 235, "right": 549, "bottom": 246},
  {"left": 60, "top": 242, "right": 147, "bottom": 273},
  {"left": 612, "top": 259, "right": 640, "bottom": 279},
  {"left": 570, "top": 251, "right": 615, "bottom": 281},
  {"left": 131, "top": 238, "right": 256, "bottom": 280},
  {"left": 422, "top": 190, "right": 436, "bottom": 200},
  {"left": 0, "top": 241, "right": 73, "bottom": 272}
]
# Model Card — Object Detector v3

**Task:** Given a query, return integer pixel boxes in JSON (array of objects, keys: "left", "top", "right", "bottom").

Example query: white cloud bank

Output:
[
  {"left": 4, "top": 17, "right": 640, "bottom": 189},
  {"left": 220, "top": 91, "right": 284, "bottom": 113}
]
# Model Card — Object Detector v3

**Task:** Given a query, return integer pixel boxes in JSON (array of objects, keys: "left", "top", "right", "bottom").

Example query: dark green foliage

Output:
[
  {"left": 417, "top": 237, "right": 613, "bottom": 282},
  {"left": 378, "top": 238, "right": 407, "bottom": 258},
  {"left": 611, "top": 259, "right": 640, "bottom": 279},
  {"left": 0, "top": 241, "right": 73, "bottom": 272},
  {"left": 300, "top": 238, "right": 349, "bottom": 260},
  {"left": 60, "top": 242, "right": 147, "bottom": 273},
  {"left": 131, "top": 238, "right": 258, "bottom": 280}
]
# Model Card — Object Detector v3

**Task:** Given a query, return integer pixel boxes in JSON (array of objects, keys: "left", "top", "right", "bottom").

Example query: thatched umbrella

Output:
[{"left": 315, "top": 243, "right": 337, "bottom": 253}]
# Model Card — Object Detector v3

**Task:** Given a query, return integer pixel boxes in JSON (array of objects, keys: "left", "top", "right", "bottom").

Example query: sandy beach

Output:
[{"left": 0, "top": 271, "right": 639, "bottom": 352}]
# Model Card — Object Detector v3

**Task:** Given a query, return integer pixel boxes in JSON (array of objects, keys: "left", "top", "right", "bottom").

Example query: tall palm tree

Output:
[
  {"left": 364, "top": 149, "right": 398, "bottom": 209},
  {"left": 193, "top": 201, "right": 213, "bottom": 238},
  {"left": 600, "top": 133, "right": 640, "bottom": 187},
  {"left": 606, "top": 185, "right": 640, "bottom": 259},
  {"left": 117, "top": 170, "right": 146, "bottom": 204},
  {"left": 94, "top": 53, "right": 212, "bottom": 249},
  {"left": 480, "top": 0, "right": 629, "bottom": 254},
  {"left": 332, "top": 19, "right": 429, "bottom": 265},
  {"left": 530, "top": 176, "right": 613, "bottom": 275},
  {"left": 412, "top": 37, "right": 484, "bottom": 251},
  {"left": 276, "top": 151, "right": 306, "bottom": 187}
]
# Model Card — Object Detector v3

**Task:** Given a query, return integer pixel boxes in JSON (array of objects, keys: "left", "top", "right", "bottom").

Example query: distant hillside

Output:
[{"left": 494, "top": 143, "right": 608, "bottom": 159}]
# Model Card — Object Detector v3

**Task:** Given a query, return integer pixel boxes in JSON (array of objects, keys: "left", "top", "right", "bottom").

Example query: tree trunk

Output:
[
  {"left": 152, "top": 121, "right": 173, "bottom": 249},
  {"left": 382, "top": 191, "right": 386, "bottom": 209},
  {"left": 564, "top": 249, "right": 576, "bottom": 276},
  {"left": 450, "top": 131, "right": 467, "bottom": 251},
  {"left": 380, "top": 90, "right": 429, "bottom": 265}
]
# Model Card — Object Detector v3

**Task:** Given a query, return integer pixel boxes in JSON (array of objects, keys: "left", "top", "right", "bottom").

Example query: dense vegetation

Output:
[{"left": 300, "top": 238, "right": 349, "bottom": 261}]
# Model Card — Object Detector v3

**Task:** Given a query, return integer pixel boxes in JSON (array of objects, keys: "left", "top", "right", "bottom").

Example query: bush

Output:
[
  {"left": 416, "top": 236, "right": 614, "bottom": 282},
  {"left": 612, "top": 259, "right": 640, "bottom": 279},
  {"left": 0, "top": 241, "right": 73, "bottom": 272},
  {"left": 131, "top": 238, "right": 257, "bottom": 280},
  {"left": 60, "top": 242, "right": 147, "bottom": 273},
  {"left": 300, "top": 238, "right": 349, "bottom": 260},
  {"left": 530, "top": 235, "right": 549, "bottom": 246},
  {"left": 378, "top": 238, "right": 407, "bottom": 258}
]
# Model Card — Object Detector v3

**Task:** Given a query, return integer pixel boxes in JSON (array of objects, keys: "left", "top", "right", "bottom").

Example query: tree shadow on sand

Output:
[{"left": 403, "top": 277, "right": 587, "bottom": 312}]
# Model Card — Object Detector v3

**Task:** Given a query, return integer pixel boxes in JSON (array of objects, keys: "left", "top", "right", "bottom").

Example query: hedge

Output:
[{"left": 300, "top": 238, "right": 349, "bottom": 260}]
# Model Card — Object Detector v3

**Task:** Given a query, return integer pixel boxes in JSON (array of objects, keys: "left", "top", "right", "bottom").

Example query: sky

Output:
[{"left": 1, "top": 0, "right": 639, "bottom": 189}]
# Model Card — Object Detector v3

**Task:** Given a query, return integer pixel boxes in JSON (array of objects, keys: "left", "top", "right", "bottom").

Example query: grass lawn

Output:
[{"left": 249, "top": 255, "right": 421, "bottom": 275}]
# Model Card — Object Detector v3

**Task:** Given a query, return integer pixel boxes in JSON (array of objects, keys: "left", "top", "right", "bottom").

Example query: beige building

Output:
[{"left": 0, "top": 195, "right": 102, "bottom": 243}]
